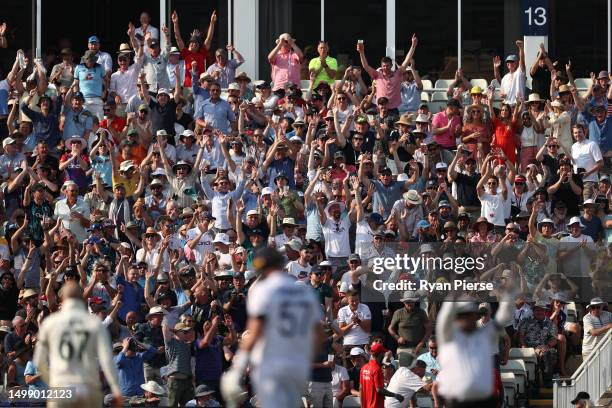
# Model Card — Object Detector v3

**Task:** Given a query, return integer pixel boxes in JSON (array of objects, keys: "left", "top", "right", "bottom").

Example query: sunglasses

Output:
[
  {"left": 353, "top": 137, "right": 363, "bottom": 141},
  {"left": 487, "top": 182, "right": 498, "bottom": 186},
  {"left": 548, "top": 145, "right": 559, "bottom": 148}
]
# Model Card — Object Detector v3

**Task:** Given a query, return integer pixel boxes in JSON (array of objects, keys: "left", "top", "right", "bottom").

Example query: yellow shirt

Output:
[
  {"left": 112, "top": 173, "right": 139, "bottom": 197},
  {"left": 308, "top": 56, "right": 338, "bottom": 87}
]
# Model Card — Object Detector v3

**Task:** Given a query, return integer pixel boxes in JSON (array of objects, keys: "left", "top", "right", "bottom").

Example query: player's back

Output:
[
  {"left": 35, "top": 299, "right": 114, "bottom": 387},
  {"left": 248, "top": 274, "right": 322, "bottom": 378}
]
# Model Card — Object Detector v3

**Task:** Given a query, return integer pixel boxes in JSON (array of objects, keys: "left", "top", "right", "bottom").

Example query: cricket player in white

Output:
[
  {"left": 221, "top": 248, "right": 323, "bottom": 408},
  {"left": 33, "top": 282, "right": 123, "bottom": 408}
]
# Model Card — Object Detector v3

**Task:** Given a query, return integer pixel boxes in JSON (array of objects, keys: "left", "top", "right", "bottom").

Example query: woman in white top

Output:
[
  {"left": 518, "top": 109, "right": 545, "bottom": 172},
  {"left": 547, "top": 100, "right": 572, "bottom": 152}
]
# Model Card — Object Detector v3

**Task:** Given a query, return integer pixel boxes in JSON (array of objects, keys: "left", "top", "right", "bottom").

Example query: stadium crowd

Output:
[{"left": 0, "top": 7, "right": 610, "bottom": 408}]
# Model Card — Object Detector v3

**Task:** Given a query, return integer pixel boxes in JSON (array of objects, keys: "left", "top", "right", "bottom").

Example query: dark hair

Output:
[{"left": 380, "top": 56, "right": 393, "bottom": 65}]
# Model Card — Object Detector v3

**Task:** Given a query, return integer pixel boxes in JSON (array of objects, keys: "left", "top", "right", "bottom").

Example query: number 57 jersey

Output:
[
  {"left": 247, "top": 273, "right": 323, "bottom": 379},
  {"left": 33, "top": 299, "right": 121, "bottom": 394}
]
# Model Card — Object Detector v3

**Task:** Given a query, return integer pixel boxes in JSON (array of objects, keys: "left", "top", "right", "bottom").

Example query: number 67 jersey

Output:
[
  {"left": 247, "top": 273, "right": 323, "bottom": 379},
  {"left": 33, "top": 299, "right": 121, "bottom": 394}
]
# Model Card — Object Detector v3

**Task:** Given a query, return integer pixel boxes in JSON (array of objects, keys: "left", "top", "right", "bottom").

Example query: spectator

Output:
[
  {"left": 357, "top": 35, "right": 417, "bottom": 113},
  {"left": 582, "top": 298, "right": 611, "bottom": 359},
  {"left": 74, "top": 49, "right": 107, "bottom": 120},
  {"left": 308, "top": 41, "right": 338, "bottom": 88},
  {"left": 338, "top": 290, "right": 372, "bottom": 350},
  {"left": 388, "top": 291, "right": 431, "bottom": 358},
  {"left": 205, "top": 46, "right": 245, "bottom": 89},
  {"left": 518, "top": 300, "right": 559, "bottom": 384},
  {"left": 493, "top": 40, "right": 526, "bottom": 106},
  {"left": 268, "top": 33, "right": 304, "bottom": 92},
  {"left": 171, "top": 10, "right": 216, "bottom": 87},
  {"left": 115, "top": 336, "right": 157, "bottom": 397}
]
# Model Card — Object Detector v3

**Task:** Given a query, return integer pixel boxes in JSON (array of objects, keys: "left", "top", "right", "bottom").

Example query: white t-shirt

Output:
[
  {"left": 355, "top": 219, "right": 376, "bottom": 257},
  {"left": 247, "top": 273, "right": 322, "bottom": 380},
  {"left": 274, "top": 233, "right": 293, "bottom": 248},
  {"left": 338, "top": 271, "right": 366, "bottom": 294},
  {"left": 321, "top": 215, "right": 352, "bottom": 258},
  {"left": 500, "top": 66, "right": 525, "bottom": 106},
  {"left": 480, "top": 191, "right": 507, "bottom": 227},
  {"left": 385, "top": 367, "right": 424, "bottom": 408},
  {"left": 571, "top": 140, "right": 603, "bottom": 183},
  {"left": 337, "top": 303, "right": 372, "bottom": 346},
  {"left": 185, "top": 227, "right": 215, "bottom": 264},
  {"left": 285, "top": 260, "right": 311, "bottom": 282},
  {"left": 331, "top": 364, "right": 350, "bottom": 397}
]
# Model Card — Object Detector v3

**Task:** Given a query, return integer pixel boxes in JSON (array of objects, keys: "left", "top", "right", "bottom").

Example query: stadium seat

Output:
[
  {"left": 421, "top": 79, "right": 433, "bottom": 90},
  {"left": 300, "top": 79, "right": 311, "bottom": 90},
  {"left": 501, "top": 372, "right": 518, "bottom": 406},
  {"left": 434, "top": 79, "right": 454, "bottom": 90},
  {"left": 574, "top": 78, "right": 593, "bottom": 90},
  {"left": 470, "top": 78, "right": 488, "bottom": 90},
  {"left": 421, "top": 91, "right": 430, "bottom": 103},
  {"left": 416, "top": 396, "right": 434, "bottom": 407},
  {"left": 342, "top": 396, "right": 361, "bottom": 407},
  {"left": 566, "top": 302, "right": 577, "bottom": 323},
  {"left": 501, "top": 360, "right": 527, "bottom": 394},
  {"left": 431, "top": 91, "right": 448, "bottom": 102},
  {"left": 503, "top": 383, "right": 517, "bottom": 407},
  {"left": 509, "top": 348, "right": 537, "bottom": 382}
]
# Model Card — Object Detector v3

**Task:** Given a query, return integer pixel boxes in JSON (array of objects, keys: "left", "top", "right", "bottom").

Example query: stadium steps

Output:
[
  {"left": 527, "top": 387, "right": 553, "bottom": 407},
  {"left": 596, "top": 387, "right": 612, "bottom": 407}
]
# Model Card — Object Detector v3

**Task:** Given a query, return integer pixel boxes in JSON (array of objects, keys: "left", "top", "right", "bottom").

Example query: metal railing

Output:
[{"left": 553, "top": 330, "right": 612, "bottom": 407}]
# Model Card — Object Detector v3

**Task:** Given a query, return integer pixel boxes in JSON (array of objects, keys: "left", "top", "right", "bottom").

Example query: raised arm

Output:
[
  {"left": 204, "top": 11, "right": 217, "bottom": 51},
  {"left": 171, "top": 11, "right": 185, "bottom": 51},
  {"left": 493, "top": 56, "right": 502, "bottom": 85},
  {"left": 356, "top": 42, "right": 376, "bottom": 78}
]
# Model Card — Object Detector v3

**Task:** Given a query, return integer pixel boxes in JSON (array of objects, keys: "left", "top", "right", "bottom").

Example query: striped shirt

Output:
[
  {"left": 164, "top": 337, "right": 192, "bottom": 377},
  {"left": 583, "top": 310, "right": 611, "bottom": 355}
]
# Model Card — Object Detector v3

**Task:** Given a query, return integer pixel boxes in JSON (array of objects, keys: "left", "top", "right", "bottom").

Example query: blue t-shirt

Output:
[
  {"left": 117, "top": 275, "right": 145, "bottom": 321},
  {"left": 0, "top": 80, "right": 9, "bottom": 115},
  {"left": 580, "top": 215, "right": 604, "bottom": 243},
  {"left": 115, "top": 347, "right": 156, "bottom": 396},
  {"left": 74, "top": 63, "right": 105, "bottom": 98},
  {"left": 195, "top": 335, "right": 224, "bottom": 382},
  {"left": 372, "top": 180, "right": 406, "bottom": 218},
  {"left": 24, "top": 361, "right": 47, "bottom": 391}
]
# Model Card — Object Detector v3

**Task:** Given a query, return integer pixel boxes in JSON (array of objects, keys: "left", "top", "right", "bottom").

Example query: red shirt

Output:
[
  {"left": 360, "top": 359, "right": 384, "bottom": 408},
  {"left": 100, "top": 117, "right": 127, "bottom": 143},
  {"left": 181, "top": 47, "right": 209, "bottom": 87}
]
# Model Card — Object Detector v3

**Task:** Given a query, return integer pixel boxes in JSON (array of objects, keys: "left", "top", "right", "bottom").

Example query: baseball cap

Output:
[
  {"left": 349, "top": 347, "right": 366, "bottom": 357},
  {"left": 88, "top": 35, "right": 100, "bottom": 43},
  {"left": 416, "top": 220, "right": 430, "bottom": 229},
  {"left": 506, "top": 54, "right": 518, "bottom": 62},
  {"left": 368, "top": 213, "right": 384, "bottom": 226},
  {"left": 370, "top": 343, "right": 388, "bottom": 354}
]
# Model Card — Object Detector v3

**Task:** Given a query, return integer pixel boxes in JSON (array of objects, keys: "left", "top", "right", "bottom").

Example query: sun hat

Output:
[
  {"left": 566, "top": 216, "right": 585, "bottom": 228},
  {"left": 586, "top": 297, "right": 605, "bottom": 309},
  {"left": 400, "top": 291, "right": 420, "bottom": 302},
  {"left": 395, "top": 113, "right": 413, "bottom": 127},
  {"left": 141, "top": 381, "right": 166, "bottom": 396},
  {"left": 403, "top": 190, "right": 422, "bottom": 205}
]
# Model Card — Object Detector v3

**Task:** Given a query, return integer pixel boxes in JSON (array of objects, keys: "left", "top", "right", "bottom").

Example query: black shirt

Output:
[
  {"left": 149, "top": 99, "right": 177, "bottom": 136},
  {"left": 310, "top": 338, "right": 333, "bottom": 382},
  {"left": 455, "top": 172, "right": 481, "bottom": 207},
  {"left": 551, "top": 174, "right": 583, "bottom": 217},
  {"left": 531, "top": 66, "right": 552, "bottom": 100}
]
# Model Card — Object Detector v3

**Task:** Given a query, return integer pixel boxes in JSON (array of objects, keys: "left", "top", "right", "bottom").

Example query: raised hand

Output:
[
  {"left": 127, "top": 22, "right": 135, "bottom": 37},
  {"left": 210, "top": 10, "right": 218, "bottom": 24},
  {"left": 515, "top": 40, "right": 523, "bottom": 49},
  {"left": 171, "top": 10, "right": 179, "bottom": 24},
  {"left": 493, "top": 56, "right": 501, "bottom": 69},
  {"left": 411, "top": 33, "right": 418, "bottom": 47}
]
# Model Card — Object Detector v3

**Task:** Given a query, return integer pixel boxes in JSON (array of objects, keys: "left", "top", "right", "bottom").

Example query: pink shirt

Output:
[
  {"left": 271, "top": 50, "right": 301, "bottom": 91},
  {"left": 372, "top": 69, "right": 402, "bottom": 109},
  {"left": 431, "top": 112, "right": 462, "bottom": 149}
]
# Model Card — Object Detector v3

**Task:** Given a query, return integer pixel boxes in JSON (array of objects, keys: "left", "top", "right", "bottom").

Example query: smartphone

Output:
[
  {"left": 17, "top": 51, "right": 27, "bottom": 70},
  {"left": 135, "top": 33, "right": 144, "bottom": 42}
]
